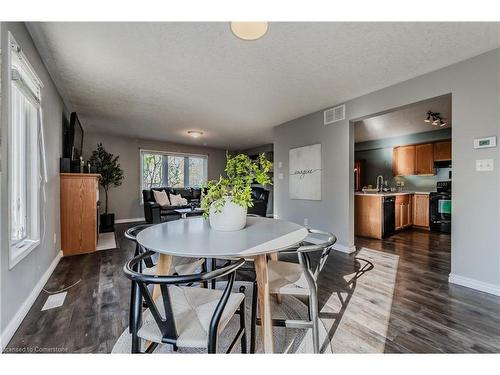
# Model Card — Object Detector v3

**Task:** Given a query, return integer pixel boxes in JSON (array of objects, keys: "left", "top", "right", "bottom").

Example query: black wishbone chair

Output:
[
  {"left": 250, "top": 229, "right": 336, "bottom": 353},
  {"left": 124, "top": 224, "right": 205, "bottom": 334},
  {"left": 124, "top": 251, "right": 247, "bottom": 354}
]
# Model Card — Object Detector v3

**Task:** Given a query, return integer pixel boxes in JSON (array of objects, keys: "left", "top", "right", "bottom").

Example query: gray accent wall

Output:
[
  {"left": 274, "top": 49, "right": 500, "bottom": 290},
  {"left": 1, "top": 23, "right": 65, "bottom": 342},
  {"left": 83, "top": 131, "right": 228, "bottom": 220},
  {"left": 355, "top": 128, "right": 452, "bottom": 192}
]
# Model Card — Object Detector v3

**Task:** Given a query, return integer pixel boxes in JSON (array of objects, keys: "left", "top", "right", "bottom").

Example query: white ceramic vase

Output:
[{"left": 208, "top": 197, "right": 247, "bottom": 231}]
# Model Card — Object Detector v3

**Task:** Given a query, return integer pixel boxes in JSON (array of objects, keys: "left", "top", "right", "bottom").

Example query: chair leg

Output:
[
  {"left": 210, "top": 258, "right": 216, "bottom": 289},
  {"left": 250, "top": 280, "right": 258, "bottom": 353},
  {"left": 201, "top": 259, "right": 208, "bottom": 288},
  {"left": 131, "top": 337, "right": 141, "bottom": 353},
  {"left": 309, "top": 287, "right": 320, "bottom": 354},
  {"left": 130, "top": 244, "right": 143, "bottom": 352},
  {"left": 239, "top": 286, "right": 247, "bottom": 354},
  {"left": 307, "top": 295, "right": 312, "bottom": 321}
]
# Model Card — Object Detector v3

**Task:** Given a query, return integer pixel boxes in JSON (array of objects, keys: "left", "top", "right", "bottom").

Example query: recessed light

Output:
[
  {"left": 230, "top": 22, "right": 268, "bottom": 41},
  {"left": 187, "top": 130, "right": 203, "bottom": 138}
]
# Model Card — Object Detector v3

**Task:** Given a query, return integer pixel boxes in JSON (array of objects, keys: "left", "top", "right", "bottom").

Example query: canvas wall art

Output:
[{"left": 289, "top": 143, "right": 322, "bottom": 200}]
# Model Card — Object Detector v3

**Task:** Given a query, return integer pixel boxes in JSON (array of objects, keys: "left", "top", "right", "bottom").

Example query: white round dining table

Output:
[{"left": 136, "top": 216, "right": 308, "bottom": 353}]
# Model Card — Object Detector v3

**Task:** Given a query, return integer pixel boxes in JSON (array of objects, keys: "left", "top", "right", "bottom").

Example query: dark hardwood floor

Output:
[{"left": 5, "top": 224, "right": 500, "bottom": 353}]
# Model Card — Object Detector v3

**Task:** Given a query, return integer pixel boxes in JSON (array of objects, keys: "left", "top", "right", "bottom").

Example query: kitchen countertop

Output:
[{"left": 355, "top": 191, "right": 434, "bottom": 196}]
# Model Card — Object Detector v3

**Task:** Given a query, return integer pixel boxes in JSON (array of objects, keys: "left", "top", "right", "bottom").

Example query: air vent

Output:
[{"left": 324, "top": 104, "right": 345, "bottom": 125}]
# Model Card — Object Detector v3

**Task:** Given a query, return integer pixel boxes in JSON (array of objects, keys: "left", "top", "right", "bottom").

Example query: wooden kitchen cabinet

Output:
[
  {"left": 415, "top": 143, "right": 435, "bottom": 175},
  {"left": 355, "top": 194, "right": 383, "bottom": 239},
  {"left": 395, "top": 194, "right": 413, "bottom": 230},
  {"left": 413, "top": 194, "right": 430, "bottom": 229},
  {"left": 434, "top": 140, "right": 451, "bottom": 161},
  {"left": 393, "top": 145, "right": 415, "bottom": 176}
]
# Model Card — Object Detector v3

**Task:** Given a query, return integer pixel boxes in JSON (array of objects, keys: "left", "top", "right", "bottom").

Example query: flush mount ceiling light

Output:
[
  {"left": 230, "top": 22, "right": 268, "bottom": 41},
  {"left": 187, "top": 130, "right": 203, "bottom": 138},
  {"left": 425, "top": 111, "right": 447, "bottom": 127}
]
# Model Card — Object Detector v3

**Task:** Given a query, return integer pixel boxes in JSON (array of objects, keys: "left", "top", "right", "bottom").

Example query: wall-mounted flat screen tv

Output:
[{"left": 63, "top": 112, "right": 84, "bottom": 160}]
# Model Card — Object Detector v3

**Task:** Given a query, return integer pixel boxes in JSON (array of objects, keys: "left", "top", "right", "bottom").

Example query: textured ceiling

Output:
[
  {"left": 354, "top": 94, "right": 452, "bottom": 143},
  {"left": 27, "top": 22, "right": 500, "bottom": 150}
]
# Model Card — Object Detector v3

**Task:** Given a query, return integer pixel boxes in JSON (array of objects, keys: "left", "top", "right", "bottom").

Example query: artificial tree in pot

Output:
[
  {"left": 201, "top": 153, "right": 272, "bottom": 231},
  {"left": 88, "top": 143, "right": 124, "bottom": 232}
]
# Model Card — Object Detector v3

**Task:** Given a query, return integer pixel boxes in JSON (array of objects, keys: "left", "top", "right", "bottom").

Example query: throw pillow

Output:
[
  {"left": 169, "top": 193, "right": 188, "bottom": 206},
  {"left": 153, "top": 190, "right": 170, "bottom": 207}
]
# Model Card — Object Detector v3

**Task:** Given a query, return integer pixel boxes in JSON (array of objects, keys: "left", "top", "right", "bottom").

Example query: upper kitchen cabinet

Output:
[
  {"left": 393, "top": 145, "right": 415, "bottom": 176},
  {"left": 415, "top": 143, "right": 434, "bottom": 175},
  {"left": 434, "top": 140, "right": 452, "bottom": 161}
]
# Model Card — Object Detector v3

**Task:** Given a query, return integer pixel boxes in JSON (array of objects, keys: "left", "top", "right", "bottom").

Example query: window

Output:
[
  {"left": 140, "top": 150, "right": 208, "bottom": 194},
  {"left": 8, "top": 33, "right": 43, "bottom": 267}
]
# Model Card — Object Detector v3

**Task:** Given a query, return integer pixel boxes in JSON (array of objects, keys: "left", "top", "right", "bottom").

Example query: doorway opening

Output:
[{"left": 352, "top": 94, "right": 452, "bottom": 268}]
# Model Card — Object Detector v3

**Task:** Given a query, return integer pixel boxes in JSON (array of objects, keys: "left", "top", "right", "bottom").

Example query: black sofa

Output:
[
  {"left": 143, "top": 185, "right": 269, "bottom": 223},
  {"left": 143, "top": 187, "right": 202, "bottom": 223},
  {"left": 248, "top": 186, "right": 270, "bottom": 217}
]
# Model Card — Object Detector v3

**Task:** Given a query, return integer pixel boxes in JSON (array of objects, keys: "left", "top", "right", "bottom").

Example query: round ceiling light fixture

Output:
[
  {"left": 187, "top": 130, "right": 203, "bottom": 138},
  {"left": 230, "top": 22, "right": 268, "bottom": 41}
]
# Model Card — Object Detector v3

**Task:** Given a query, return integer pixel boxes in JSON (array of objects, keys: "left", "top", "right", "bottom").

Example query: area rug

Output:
[
  {"left": 112, "top": 281, "right": 332, "bottom": 354},
  {"left": 318, "top": 247, "right": 400, "bottom": 353},
  {"left": 96, "top": 232, "right": 117, "bottom": 251}
]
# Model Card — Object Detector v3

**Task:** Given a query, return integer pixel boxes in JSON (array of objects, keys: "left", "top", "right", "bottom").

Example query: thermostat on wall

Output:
[{"left": 474, "top": 136, "right": 496, "bottom": 149}]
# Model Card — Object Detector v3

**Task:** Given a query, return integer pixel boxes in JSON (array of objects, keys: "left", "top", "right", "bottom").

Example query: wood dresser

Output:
[{"left": 60, "top": 173, "right": 100, "bottom": 256}]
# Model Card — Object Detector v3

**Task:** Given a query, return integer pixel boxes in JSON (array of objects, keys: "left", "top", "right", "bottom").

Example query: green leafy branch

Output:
[{"left": 200, "top": 153, "right": 272, "bottom": 218}]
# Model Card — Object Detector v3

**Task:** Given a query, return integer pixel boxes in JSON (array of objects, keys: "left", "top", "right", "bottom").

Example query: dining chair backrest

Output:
[
  {"left": 280, "top": 229, "right": 336, "bottom": 280},
  {"left": 125, "top": 223, "right": 155, "bottom": 267},
  {"left": 124, "top": 223, "right": 154, "bottom": 242},
  {"left": 124, "top": 252, "right": 245, "bottom": 345}
]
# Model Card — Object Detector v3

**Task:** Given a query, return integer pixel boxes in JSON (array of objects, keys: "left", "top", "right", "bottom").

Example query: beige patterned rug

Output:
[
  {"left": 318, "top": 247, "right": 399, "bottom": 353},
  {"left": 113, "top": 247, "right": 399, "bottom": 354},
  {"left": 112, "top": 280, "right": 332, "bottom": 354}
]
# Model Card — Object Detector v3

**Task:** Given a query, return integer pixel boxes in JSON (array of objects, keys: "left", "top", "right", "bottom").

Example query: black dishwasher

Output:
[{"left": 382, "top": 196, "right": 396, "bottom": 238}]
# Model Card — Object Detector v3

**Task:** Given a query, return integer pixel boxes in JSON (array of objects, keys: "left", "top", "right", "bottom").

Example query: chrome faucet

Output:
[{"left": 376, "top": 175, "right": 384, "bottom": 192}]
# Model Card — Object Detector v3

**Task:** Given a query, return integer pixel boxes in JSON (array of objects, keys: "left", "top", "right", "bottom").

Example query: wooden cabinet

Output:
[
  {"left": 393, "top": 139, "right": 451, "bottom": 176},
  {"left": 413, "top": 194, "right": 430, "bottom": 229},
  {"left": 434, "top": 140, "right": 452, "bottom": 161},
  {"left": 60, "top": 173, "right": 100, "bottom": 256},
  {"left": 415, "top": 143, "right": 434, "bottom": 175},
  {"left": 355, "top": 195, "right": 383, "bottom": 239},
  {"left": 393, "top": 145, "right": 415, "bottom": 176},
  {"left": 395, "top": 194, "right": 412, "bottom": 230}
]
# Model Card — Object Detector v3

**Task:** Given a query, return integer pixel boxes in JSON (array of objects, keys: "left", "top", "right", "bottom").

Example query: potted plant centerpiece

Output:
[
  {"left": 201, "top": 153, "right": 272, "bottom": 231},
  {"left": 88, "top": 143, "right": 124, "bottom": 233}
]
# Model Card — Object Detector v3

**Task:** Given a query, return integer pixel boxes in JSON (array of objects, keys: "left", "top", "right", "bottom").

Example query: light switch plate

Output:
[
  {"left": 476, "top": 159, "right": 494, "bottom": 171},
  {"left": 278, "top": 161, "right": 283, "bottom": 169},
  {"left": 278, "top": 173, "right": 284, "bottom": 180}
]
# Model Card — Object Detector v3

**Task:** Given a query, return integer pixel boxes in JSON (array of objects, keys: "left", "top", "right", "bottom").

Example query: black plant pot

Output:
[{"left": 100, "top": 213, "right": 115, "bottom": 233}]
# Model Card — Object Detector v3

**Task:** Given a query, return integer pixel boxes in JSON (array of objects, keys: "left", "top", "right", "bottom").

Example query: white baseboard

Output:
[
  {"left": 333, "top": 243, "right": 356, "bottom": 254},
  {"left": 449, "top": 273, "right": 500, "bottom": 296},
  {"left": 115, "top": 217, "right": 145, "bottom": 224},
  {"left": 0, "top": 250, "right": 63, "bottom": 349}
]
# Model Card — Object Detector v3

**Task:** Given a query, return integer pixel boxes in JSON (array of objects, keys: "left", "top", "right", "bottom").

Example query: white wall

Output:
[
  {"left": 0, "top": 22, "right": 65, "bottom": 347},
  {"left": 274, "top": 49, "right": 500, "bottom": 294}
]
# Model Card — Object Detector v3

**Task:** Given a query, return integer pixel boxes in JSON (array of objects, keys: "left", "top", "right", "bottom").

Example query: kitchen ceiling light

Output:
[
  {"left": 230, "top": 22, "right": 268, "bottom": 41},
  {"left": 187, "top": 130, "right": 203, "bottom": 138},
  {"left": 425, "top": 110, "right": 447, "bottom": 127}
]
